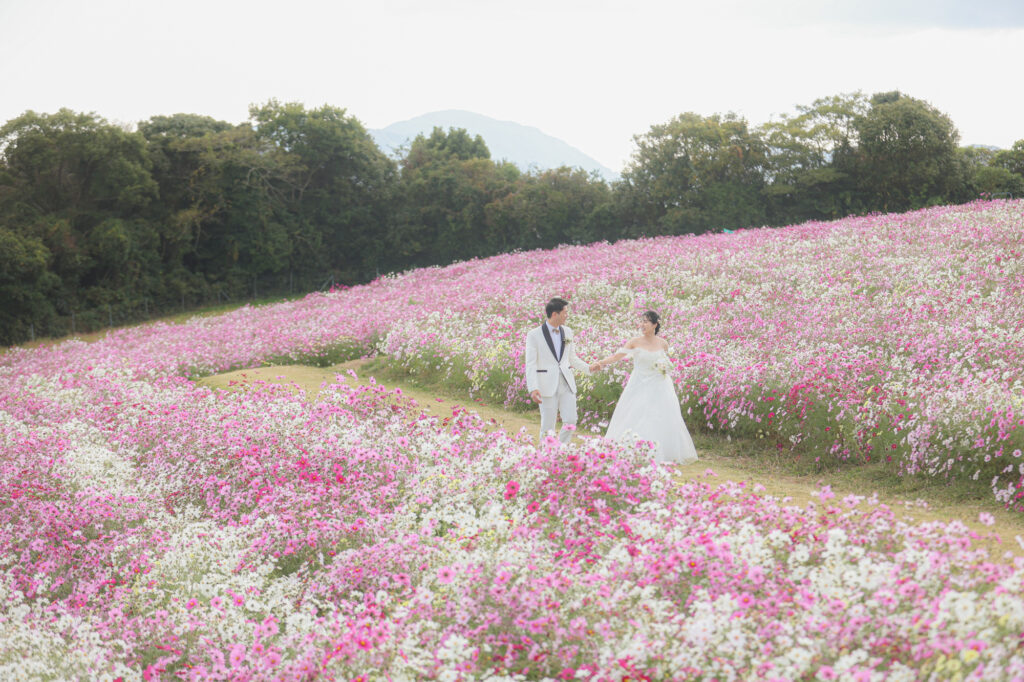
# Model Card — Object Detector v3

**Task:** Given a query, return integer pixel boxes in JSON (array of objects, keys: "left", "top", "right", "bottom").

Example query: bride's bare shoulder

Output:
[
  {"left": 623, "top": 337, "right": 643, "bottom": 349},
  {"left": 658, "top": 337, "right": 669, "bottom": 350}
]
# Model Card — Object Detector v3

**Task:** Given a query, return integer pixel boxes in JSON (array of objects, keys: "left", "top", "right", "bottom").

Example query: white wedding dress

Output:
[{"left": 605, "top": 347, "right": 698, "bottom": 464}]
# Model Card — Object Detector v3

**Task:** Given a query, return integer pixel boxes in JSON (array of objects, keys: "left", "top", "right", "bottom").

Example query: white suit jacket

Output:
[{"left": 524, "top": 324, "right": 591, "bottom": 397}]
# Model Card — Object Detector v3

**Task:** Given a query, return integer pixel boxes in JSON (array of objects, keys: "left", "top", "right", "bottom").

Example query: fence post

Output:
[
  {"left": 144, "top": 298, "right": 149, "bottom": 317},
  {"left": 29, "top": 323, "right": 34, "bottom": 342}
]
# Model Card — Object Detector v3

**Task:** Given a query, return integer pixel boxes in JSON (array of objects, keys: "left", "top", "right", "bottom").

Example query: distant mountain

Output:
[{"left": 369, "top": 110, "right": 619, "bottom": 182}]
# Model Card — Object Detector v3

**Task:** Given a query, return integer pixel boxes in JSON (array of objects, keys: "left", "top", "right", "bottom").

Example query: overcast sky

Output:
[{"left": 2, "top": 0, "right": 1022, "bottom": 172}]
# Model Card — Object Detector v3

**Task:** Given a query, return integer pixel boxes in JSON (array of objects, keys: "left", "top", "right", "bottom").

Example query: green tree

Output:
[
  {"left": 0, "top": 227, "right": 59, "bottom": 344},
  {"left": 0, "top": 109, "right": 159, "bottom": 333},
  {"left": 137, "top": 113, "right": 236, "bottom": 303},
  {"left": 972, "top": 165, "right": 1024, "bottom": 197},
  {"left": 405, "top": 127, "right": 491, "bottom": 168},
  {"left": 759, "top": 93, "right": 869, "bottom": 222},
  {"left": 393, "top": 128, "right": 518, "bottom": 266},
  {"left": 854, "top": 92, "right": 962, "bottom": 211},
  {"left": 957, "top": 144, "right": 1024, "bottom": 199},
  {"left": 484, "top": 167, "right": 614, "bottom": 250},
  {"left": 167, "top": 123, "right": 298, "bottom": 298},
  {"left": 994, "top": 140, "right": 1024, "bottom": 181},
  {"left": 619, "top": 112, "right": 768, "bottom": 235},
  {"left": 249, "top": 100, "right": 397, "bottom": 284}
]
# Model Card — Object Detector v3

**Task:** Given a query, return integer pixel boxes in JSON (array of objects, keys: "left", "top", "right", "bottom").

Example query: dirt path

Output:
[{"left": 198, "top": 361, "right": 1024, "bottom": 558}]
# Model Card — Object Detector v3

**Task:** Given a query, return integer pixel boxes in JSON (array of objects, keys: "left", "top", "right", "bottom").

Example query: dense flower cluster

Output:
[
  {"left": 2, "top": 366, "right": 1024, "bottom": 679},
  {"left": 2, "top": 199, "right": 1024, "bottom": 678}
]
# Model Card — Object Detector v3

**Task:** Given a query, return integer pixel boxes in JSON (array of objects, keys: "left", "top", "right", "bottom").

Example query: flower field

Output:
[{"left": 2, "top": 199, "right": 1024, "bottom": 679}]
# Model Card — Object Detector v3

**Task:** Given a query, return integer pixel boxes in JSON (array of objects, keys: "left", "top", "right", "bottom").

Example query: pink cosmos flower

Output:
[
  {"left": 437, "top": 565, "right": 456, "bottom": 584},
  {"left": 260, "top": 616, "right": 279, "bottom": 636},
  {"left": 504, "top": 480, "right": 520, "bottom": 500}
]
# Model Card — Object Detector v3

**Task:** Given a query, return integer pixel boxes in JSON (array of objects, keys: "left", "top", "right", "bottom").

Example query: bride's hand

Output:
[{"left": 589, "top": 362, "right": 602, "bottom": 373}]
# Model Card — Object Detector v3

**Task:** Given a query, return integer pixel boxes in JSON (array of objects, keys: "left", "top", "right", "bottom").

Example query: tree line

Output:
[{"left": 2, "top": 91, "right": 1022, "bottom": 345}]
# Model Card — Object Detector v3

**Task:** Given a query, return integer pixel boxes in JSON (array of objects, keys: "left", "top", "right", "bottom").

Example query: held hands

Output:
[
  {"left": 589, "top": 362, "right": 603, "bottom": 373},
  {"left": 530, "top": 389, "right": 542, "bottom": 404}
]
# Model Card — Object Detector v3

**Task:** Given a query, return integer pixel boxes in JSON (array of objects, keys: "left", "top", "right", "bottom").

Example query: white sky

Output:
[{"left": 1, "top": 0, "right": 1022, "bottom": 172}]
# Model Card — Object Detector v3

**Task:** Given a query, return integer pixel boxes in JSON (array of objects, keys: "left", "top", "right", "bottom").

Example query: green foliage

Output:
[
  {"left": 390, "top": 126, "right": 616, "bottom": 268},
  {"left": 760, "top": 93, "right": 868, "bottom": 221},
  {"left": 406, "top": 126, "right": 491, "bottom": 167},
  {"left": 484, "top": 167, "right": 615, "bottom": 249},
  {"left": 392, "top": 128, "right": 516, "bottom": 266},
  {"left": 250, "top": 100, "right": 397, "bottom": 282},
  {"left": 960, "top": 146, "right": 1024, "bottom": 197},
  {"left": 854, "top": 92, "right": 962, "bottom": 211},
  {"left": 619, "top": 112, "right": 768, "bottom": 235},
  {"left": 0, "top": 109, "right": 159, "bottom": 342},
  {"left": 0, "top": 227, "right": 58, "bottom": 343},
  {"left": 994, "top": 140, "right": 1024, "bottom": 179}
]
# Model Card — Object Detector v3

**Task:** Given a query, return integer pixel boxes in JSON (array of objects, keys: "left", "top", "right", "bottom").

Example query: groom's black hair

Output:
[{"left": 546, "top": 297, "right": 569, "bottom": 319}]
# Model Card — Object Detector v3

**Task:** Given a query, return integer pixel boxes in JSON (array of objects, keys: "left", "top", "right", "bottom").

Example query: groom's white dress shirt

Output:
[{"left": 547, "top": 322, "right": 564, "bottom": 359}]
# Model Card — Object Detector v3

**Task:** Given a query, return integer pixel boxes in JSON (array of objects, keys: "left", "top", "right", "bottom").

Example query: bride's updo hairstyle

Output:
[{"left": 643, "top": 310, "right": 661, "bottom": 334}]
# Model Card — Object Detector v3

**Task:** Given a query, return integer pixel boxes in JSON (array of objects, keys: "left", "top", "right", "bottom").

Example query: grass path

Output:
[{"left": 198, "top": 360, "right": 1024, "bottom": 559}]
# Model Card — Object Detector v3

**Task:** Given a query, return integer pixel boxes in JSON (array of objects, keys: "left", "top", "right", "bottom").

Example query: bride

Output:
[{"left": 590, "top": 311, "right": 698, "bottom": 464}]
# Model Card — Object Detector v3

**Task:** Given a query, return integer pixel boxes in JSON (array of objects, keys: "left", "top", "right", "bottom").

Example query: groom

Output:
[{"left": 525, "top": 297, "right": 593, "bottom": 444}]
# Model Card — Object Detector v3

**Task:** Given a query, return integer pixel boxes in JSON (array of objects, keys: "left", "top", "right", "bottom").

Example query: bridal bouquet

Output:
[{"left": 654, "top": 356, "right": 671, "bottom": 376}]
